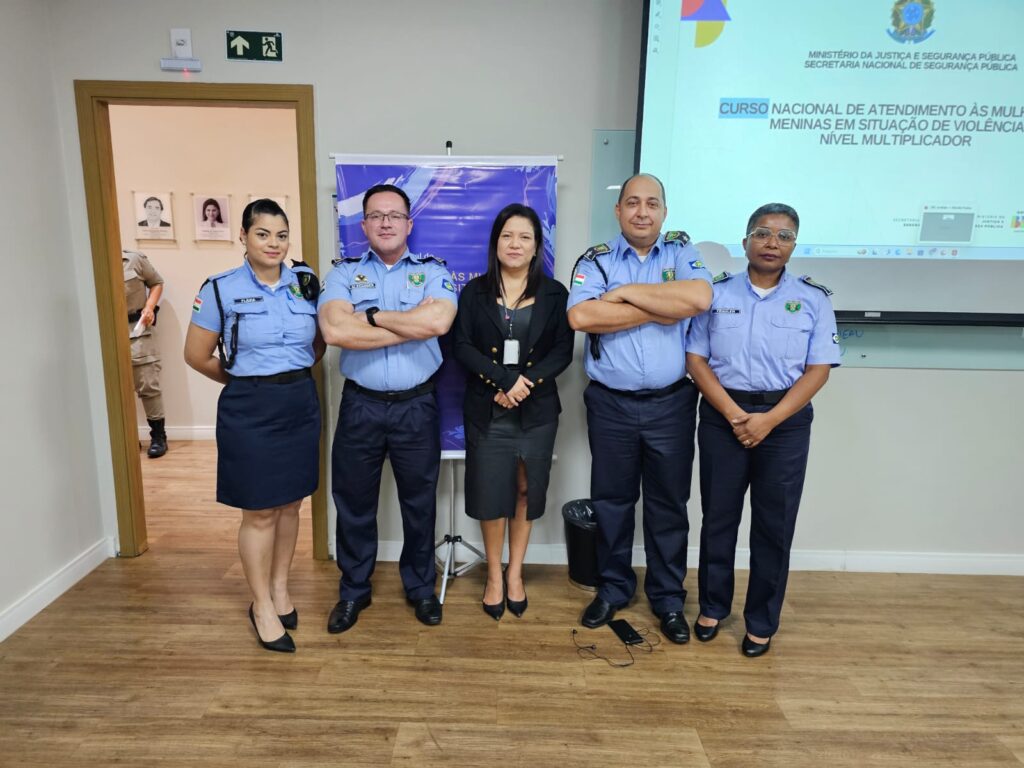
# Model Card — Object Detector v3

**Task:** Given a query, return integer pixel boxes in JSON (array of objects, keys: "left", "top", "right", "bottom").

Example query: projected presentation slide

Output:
[{"left": 640, "top": 0, "right": 1024, "bottom": 263}]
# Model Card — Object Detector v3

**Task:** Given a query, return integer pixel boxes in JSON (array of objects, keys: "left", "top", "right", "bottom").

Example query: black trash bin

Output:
[{"left": 562, "top": 499, "right": 599, "bottom": 591}]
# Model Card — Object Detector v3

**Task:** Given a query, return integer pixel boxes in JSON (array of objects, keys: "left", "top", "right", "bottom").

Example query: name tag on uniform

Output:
[
  {"left": 503, "top": 339, "right": 520, "bottom": 365},
  {"left": 234, "top": 296, "right": 263, "bottom": 304},
  {"left": 711, "top": 308, "right": 740, "bottom": 314}
]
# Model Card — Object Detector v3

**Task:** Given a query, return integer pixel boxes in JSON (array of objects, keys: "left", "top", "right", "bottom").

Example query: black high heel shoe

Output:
[
  {"left": 278, "top": 608, "right": 298, "bottom": 631},
  {"left": 249, "top": 604, "right": 296, "bottom": 653},
  {"left": 482, "top": 576, "right": 505, "bottom": 621},
  {"left": 506, "top": 574, "right": 528, "bottom": 618}
]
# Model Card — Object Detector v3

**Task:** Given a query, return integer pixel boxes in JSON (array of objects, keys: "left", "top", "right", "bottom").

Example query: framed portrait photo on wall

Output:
[
  {"left": 134, "top": 192, "right": 174, "bottom": 241},
  {"left": 193, "top": 194, "right": 231, "bottom": 241}
]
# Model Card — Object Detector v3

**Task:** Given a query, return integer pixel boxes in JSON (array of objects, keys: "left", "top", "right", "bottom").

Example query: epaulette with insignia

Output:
[
  {"left": 800, "top": 275, "right": 833, "bottom": 296},
  {"left": 712, "top": 271, "right": 733, "bottom": 284},
  {"left": 332, "top": 256, "right": 362, "bottom": 266},
  {"left": 414, "top": 254, "right": 448, "bottom": 267},
  {"left": 663, "top": 230, "right": 691, "bottom": 246},
  {"left": 580, "top": 242, "right": 611, "bottom": 261}
]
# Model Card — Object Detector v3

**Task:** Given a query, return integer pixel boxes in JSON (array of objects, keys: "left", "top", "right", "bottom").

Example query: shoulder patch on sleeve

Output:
[
  {"left": 415, "top": 254, "right": 448, "bottom": 267},
  {"left": 712, "top": 271, "right": 733, "bottom": 284},
  {"left": 664, "top": 230, "right": 691, "bottom": 245},
  {"left": 580, "top": 242, "right": 611, "bottom": 261},
  {"left": 800, "top": 275, "right": 833, "bottom": 296}
]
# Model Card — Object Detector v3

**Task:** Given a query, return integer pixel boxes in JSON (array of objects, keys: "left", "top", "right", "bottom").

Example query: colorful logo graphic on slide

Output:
[
  {"left": 888, "top": 0, "right": 935, "bottom": 44},
  {"left": 1012, "top": 214, "right": 1024, "bottom": 230},
  {"left": 681, "top": 0, "right": 730, "bottom": 48}
]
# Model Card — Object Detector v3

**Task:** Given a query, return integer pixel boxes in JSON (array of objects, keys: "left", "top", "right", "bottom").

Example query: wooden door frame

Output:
[{"left": 74, "top": 80, "right": 329, "bottom": 560}]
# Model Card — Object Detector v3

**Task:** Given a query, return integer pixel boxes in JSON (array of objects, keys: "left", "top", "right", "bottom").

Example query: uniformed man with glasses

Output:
[
  {"left": 318, "top": 183, "right": 457, "bottom": 633},
  {"left": 686, "top": 202, "right": 840, "bottom": 657}
]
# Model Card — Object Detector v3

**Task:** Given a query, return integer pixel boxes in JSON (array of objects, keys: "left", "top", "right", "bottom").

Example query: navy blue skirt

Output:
[{"left": 216, "top": 374, "right": 321, "bottom": 510}]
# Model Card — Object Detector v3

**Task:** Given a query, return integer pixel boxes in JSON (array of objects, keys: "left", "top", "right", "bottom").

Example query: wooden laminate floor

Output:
[{"left": 1, "top": 441, "right": 1022, "bottom": 767}]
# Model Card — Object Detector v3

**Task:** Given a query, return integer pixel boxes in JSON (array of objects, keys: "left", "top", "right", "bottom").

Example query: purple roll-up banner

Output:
[{"left": 333, "top": 155, "right": 558, "bottom": 452}]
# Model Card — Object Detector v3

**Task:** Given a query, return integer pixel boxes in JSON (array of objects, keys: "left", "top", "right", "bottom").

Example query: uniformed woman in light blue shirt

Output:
[
  {"left": 686, "top": 203, "right": 840, "bottom": 657},
  {"left": 185, "top": 198, "right": 324, "bottom": 653}
]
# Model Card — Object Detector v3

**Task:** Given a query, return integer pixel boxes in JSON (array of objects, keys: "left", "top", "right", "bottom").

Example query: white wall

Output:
[
  {"left": 108, "top": 104, "right": 301, "bottom": 438},
  {"left": 1, "top": 0, "right": 1016, "bottom": 642},
  {"left": 0, "top": 0, "right": 112, "bottom": 641},
  {"left": 43, "top": 0, "right": 643, "bottom": 556}
]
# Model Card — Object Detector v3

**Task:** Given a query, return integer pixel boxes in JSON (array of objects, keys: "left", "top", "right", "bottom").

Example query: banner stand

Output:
[{"left": 435, "top": 452, "right": 484, "bottom": 603}]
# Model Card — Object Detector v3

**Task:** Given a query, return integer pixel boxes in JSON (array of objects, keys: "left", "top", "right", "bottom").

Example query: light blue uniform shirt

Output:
[
  {"left": 566, "top": 232, "right": 713, "bottom": 390},
  {"left": 318, "top": 249, "right": 456, "bottom": 391},
  {"left": 191, "top": 259, "right": 318, "bottom": 377},
  {"left": 687, "top": 269, "right": 841, "bottom": 391}
]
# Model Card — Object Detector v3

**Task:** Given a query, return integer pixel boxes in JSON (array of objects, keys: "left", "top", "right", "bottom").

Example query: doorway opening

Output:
[{"left": 75, "top": 81, "right": 328, "bottom": 560}]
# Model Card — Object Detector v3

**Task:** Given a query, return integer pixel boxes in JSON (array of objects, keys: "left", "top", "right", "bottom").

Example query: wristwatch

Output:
[{"left": 365, "top": 306, "right": 380, "bottom": 327}]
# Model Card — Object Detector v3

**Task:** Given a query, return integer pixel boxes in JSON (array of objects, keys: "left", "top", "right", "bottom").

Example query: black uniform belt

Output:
[
  {"left": 591, "top": 377, "right": 692, "bottom": 399},
  {"left": 725, "top": 388, "right": 789, "bottom": 406},
  {"left": 345, "top": 379, "right": 435, "bottom": 402},
  {"left": 232, "top": 368, "right": 312, "bottom": 385},
  {"left": 128, "top": 311, "right": 142, "bottom": 323}
]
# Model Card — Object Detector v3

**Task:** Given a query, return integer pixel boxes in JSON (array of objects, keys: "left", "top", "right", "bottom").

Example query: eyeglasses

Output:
[
  {"left": 365, "top": 211, "right": 409, "bottom": 224},
  {"left": 747, "top": 227, "right": 797, "bottom": 244}
]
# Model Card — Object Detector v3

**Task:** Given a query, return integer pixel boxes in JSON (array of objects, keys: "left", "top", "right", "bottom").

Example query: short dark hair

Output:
[
  {"left": 746, "top": 203, "right": 799, "bottom": 235},
  {"left": 143, "top": 196, "right": 163, "bottom": 210},
  {"left": 617, "top": 173, "right": 666, "bottom": 205},
  {"left": 482, "top": 203, "right": 545, "bottom": 304},
  {"left": 362, "top": 184, "right": 411, "bottom": 215},
  {"left": 201, "top": 198, "right": 223, "bottom": 224},
  {"left": 241, "top": 198, "right": 289, "bottom": 232}
]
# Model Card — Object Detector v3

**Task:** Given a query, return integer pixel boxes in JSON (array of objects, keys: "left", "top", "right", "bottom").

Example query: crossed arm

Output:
[
  {"left": 568, "top": 279, "right": 712, "bottom": 333},
  {"left": 318, "top": 296, "right": 456, "bottom": 349}
]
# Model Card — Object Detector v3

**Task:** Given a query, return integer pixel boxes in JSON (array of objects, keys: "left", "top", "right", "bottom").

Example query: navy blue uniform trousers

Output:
[
  {"left": 331, "top": 388, "right": 439, "bottom": 602},
  {"left": 584, "top": 381, "right": 697, "bottom": 615},
  {"left": 696, "top": 397, "right": 812, "bottom": 637}
]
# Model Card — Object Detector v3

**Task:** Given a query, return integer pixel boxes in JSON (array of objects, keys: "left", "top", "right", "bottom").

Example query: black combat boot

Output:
[{"left": 147, "top": 418, "right": 168, "bottom": 458}]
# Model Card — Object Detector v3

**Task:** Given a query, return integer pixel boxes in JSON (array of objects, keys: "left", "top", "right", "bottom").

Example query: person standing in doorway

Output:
[{"left": 123, "top": 249, "right": 167, "bottom": 458}]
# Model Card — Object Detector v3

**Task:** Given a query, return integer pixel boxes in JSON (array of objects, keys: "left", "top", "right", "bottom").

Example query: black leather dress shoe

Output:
[
  {"left": 248, "top": 604, "right": 295, "bottom": 653},
  {"left": 693, "top": 617, "right": 719, "bottom": 642},
  {"left": 581, "top": 597, "right": 619, "bottom": 628},
  {"left": 411, "top": 595, "right": 443, "bottom": 626},
  {"left": 742, "top": 634, "right": 772, "bottom": 657},
  {"left": 327, "top": 596, "right": 371, "bottom": 634},
  {"left": 659, "top": 611, "right": 690, "bottom": 644},
  {"left": 278, "top": 608, "right": 298, "bottom": 631}
]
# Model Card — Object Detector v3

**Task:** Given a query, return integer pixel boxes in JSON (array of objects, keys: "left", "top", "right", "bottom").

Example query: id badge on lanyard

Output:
[{"left": 501, "top": 296, "right": 520, "bottom": 365}]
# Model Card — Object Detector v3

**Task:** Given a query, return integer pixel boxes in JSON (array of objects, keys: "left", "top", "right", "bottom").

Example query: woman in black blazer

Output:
[{"left": 453, "top": 203, "right": 574, "bottom": 620}]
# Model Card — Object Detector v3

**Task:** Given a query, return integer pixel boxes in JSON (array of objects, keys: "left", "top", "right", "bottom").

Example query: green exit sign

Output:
[{"left": 226, "top": 31, "right": 283, "bottom": 62}]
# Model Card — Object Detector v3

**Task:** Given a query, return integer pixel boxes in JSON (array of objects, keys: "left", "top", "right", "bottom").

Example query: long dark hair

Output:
[
  {"left": 202, "top": 198, "right": 224, "bottom": 224},
  {"left": 482, "top": 203, "right": 544, "bottom": 304}
]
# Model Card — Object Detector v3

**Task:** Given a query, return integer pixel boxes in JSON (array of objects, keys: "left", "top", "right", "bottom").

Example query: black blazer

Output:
[{"left": 453, "top": 275, "right": 574, "bottom": 431}]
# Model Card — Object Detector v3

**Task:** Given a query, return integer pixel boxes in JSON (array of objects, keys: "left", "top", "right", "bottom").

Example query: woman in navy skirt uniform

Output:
[{"left": 185, "top": 198, "right": 324, "bottom": 652}]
